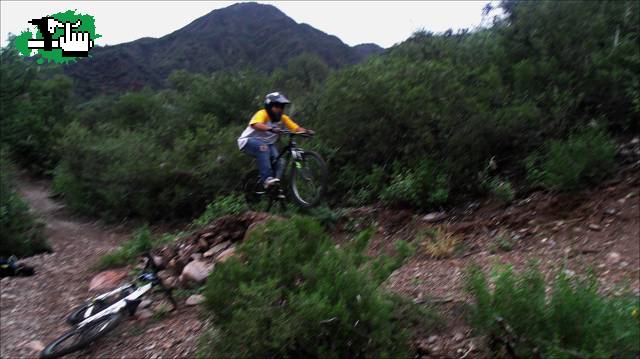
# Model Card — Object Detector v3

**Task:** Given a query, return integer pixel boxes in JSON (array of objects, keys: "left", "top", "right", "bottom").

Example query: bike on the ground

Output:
[
  {"left": 242, "top": 129, "right": 328, "bottom": 212},
  {"left": 40, "top": 253, "right": 177, "bottom": 359}
]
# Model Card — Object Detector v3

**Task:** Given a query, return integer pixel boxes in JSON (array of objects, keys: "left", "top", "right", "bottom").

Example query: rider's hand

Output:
[
  {"left": 269, "top": 127, "right": 283, "bottom": 134},
  {"left": 305, "top": 129, "right": 315, "bottom": 136}
]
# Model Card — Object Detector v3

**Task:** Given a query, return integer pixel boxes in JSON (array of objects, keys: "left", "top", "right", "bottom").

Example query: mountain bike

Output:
[
  {"left": 40, "top": 253, "right": 177, "bottom": 359},
  {"left": 242, "top": 129, "right": 327, "bottom": 212}
]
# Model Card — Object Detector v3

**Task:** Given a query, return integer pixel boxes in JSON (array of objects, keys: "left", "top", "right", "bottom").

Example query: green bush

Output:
[
  {"left": 199, "top": 217, "right": 423, "bottom": 358},
  {"left": 0, "top": 152, "right": 50, "bottom": 257},
  {"left": 191, "top": 193, "right": 248, "bottom": 228},
  {"left": 95, "top": 226, "right": 169, "bottom": 270},
  {"left": 465, "top": 264, "right": 640, "bottom": 358},
  {"left": 380, "top": 160, "right": 449, "bottom": 209},
  {"left": 526, "top": 127, "right": 617, "bottom": 191}
]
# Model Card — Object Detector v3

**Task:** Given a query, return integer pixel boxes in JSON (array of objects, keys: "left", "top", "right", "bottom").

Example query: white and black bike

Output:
[{"left": 40, "top": 253, "right": 177, "bottom": 359}]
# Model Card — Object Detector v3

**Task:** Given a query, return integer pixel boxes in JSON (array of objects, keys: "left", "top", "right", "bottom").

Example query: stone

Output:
[
  {"left": 427, "top": 335, "right": 439, "bottom": 344},
  {"left": 422, "top": 212, "right": 447, "bottom": 223},
  {"left": 603, "top": 208, "right": 618, "bottom": 216},
  {"left": 453, "top": 332, "right": 465, "bottom": 342},
  {"left": 215, "top": 246, "right": 236, "bottom": 263},
  {"left": 179, "top": 260, "right": 213, "bottom": 285},
  {"left": 139, "top": 299, "right": 152, "bottom": 309},
  {"left": 136, "top": 309, "right": 154, "bottom": 320},
  {"left": 606, "top": 252, "right": 621, "bottom": 265},
  {"left": 204, "top": 241, "right": 231, "bottom": 258},
  {"left": 152, "top": 255, "right": 166, "bottom": 268},
  {"left": 89, "top": 269, "right": 128, "bottom": 292},
  {"left": 25, "top": 340, "right": 44, "bottom": 352},
  {"left": 588, "top": 223, "right": 602, "bottom": 231},
  {"left": 185, "top": 294, "right": 205, "bottom": 306}
]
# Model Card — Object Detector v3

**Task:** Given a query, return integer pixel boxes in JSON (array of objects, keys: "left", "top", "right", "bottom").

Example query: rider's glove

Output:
[{"left": 269, "top": 127, "right": 283, "bottom": 134}]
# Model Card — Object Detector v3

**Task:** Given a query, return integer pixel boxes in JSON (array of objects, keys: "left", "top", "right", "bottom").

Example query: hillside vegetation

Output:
[{"left": 1, "top": 0, "right": 638, "bottom": 221}]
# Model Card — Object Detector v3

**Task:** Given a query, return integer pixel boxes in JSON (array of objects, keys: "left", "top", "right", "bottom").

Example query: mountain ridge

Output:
[{"left": 64, "top": 2, "right": 384, "bottom": 97}]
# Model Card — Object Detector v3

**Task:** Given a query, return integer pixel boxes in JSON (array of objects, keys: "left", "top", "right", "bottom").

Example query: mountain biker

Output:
[{"left": 237, "top": 92, "right": 312, "bottom": 188}]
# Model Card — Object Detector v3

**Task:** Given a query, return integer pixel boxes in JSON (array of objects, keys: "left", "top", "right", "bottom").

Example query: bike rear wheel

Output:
[
  {"left": 40, "top": 313, "right": 121, "bottom": 359},
  {"left": 66, "top": 301, "right": 108, "bottom": 325},
  {"left": 290, "top": 151, "right": 327, "bottom": 208}
]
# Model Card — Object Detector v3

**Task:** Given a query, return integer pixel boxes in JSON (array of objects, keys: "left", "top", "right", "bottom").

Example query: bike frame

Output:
[
  {"left": 270, "top": 132, "right": 307, "bottom": 182},
  {"left": 76, "top": 283, "right": 152, "bottom": 328}
]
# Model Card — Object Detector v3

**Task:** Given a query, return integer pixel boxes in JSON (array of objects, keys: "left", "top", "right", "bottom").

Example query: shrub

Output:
[
  {"left": 484, "top": 177, "right": 515, "bottom": 204},
  {"left": 418, "top": 227, "right": 462, "bottom": 259},
  {"left": 0, "top": 152, "right": 50, "bottom": 257},
  {"left": 380, "top": 160, "right": 449, "bottom": 209},
  {"left": 95, "top": 226, "right": 169, "bottom": 270},
  {"left": 191, "top": 193, "right": 248, "bottom": 228},
  {"left": 465, "top": 265, "right": 640, "bottom": 358},
  {"left": 198, "top": 217, "right": 423, "bottom": 358},
  {"left": 526, "top": 127, "right": 616, "bottom": 191}
]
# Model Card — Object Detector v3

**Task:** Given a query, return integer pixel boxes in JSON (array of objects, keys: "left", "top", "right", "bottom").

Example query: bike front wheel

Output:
[
  {"left": 40, "top": 313, "right": 121, "bottom": 359},
  {"left": 290, "top": 151, "right": 327, "bottom": 208}
]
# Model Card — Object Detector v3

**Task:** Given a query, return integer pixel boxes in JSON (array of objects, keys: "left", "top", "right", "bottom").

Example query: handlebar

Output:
[{"left": 269, "top": 128, "right": 315, "bottom": 138}]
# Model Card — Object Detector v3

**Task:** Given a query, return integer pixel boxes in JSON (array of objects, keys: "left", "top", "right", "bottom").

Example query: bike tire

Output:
[
  {"left": 40, "top": 313, "right": 121, "bottom": 359},
  {"left": 66, "top": 301, "right": 108, "bottom": 325},
  {"left": 290, "top": 151, "right": 327, "bottom": 208},
  {"left": 242, "top": 169, "right": 267, "bottom": 211}
]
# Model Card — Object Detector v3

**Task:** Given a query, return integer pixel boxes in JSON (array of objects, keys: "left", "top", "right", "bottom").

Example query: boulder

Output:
[
  {"left": 89, "top": 269, "right": 128, "bottom": 292},
  {"left": 215, "top": 247, "right": 236, "bottom": 263},
  {"left": 179, "top": 260, "right": 213, "bottom": 286},
  {"left": 203, "top": 241, "right": 231, "bottom": 258},
  {"left": 185, "top": 294, "right": 205, "bottom": 306},
  {"left": 422, "top": 212, "right": 447, "bottom": 223},
  {"left": 25, "top": 340, "right": 44, "bottom": 353}
]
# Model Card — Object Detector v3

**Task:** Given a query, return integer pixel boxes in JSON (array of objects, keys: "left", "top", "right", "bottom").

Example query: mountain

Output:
[{"left": 64, "top": 2, "right": 384, "bottom": 97}]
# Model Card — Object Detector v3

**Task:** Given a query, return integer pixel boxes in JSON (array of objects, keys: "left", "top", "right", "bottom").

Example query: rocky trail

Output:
[
  {"left": 0, "top": 179, "right": 203, "bottom": 359},
  {"left": 1, "top": 154, "right": 638, "bottom": 358}
]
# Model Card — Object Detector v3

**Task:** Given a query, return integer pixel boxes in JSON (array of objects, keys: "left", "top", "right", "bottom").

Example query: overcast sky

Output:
[{"left": 1, "top": 1, "right": 494, "bottom": 49}]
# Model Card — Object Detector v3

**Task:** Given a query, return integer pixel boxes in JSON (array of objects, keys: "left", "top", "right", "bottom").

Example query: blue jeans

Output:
[{"left": 243, "top": 138, "right": 284, "bottom": 184}]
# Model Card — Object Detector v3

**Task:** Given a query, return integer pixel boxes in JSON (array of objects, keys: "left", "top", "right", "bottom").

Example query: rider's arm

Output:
[
  {"left": 282, "top": 115, "right": 306, "bottom": 133},
  {"left": 251, "top": 122, "right": 272, "bottom": 131},
  {"left": 249, "top": 110, "right": 273, "bottom": 132}
]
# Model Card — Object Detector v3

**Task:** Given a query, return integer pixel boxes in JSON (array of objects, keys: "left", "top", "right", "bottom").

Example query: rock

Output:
[
  {"left": 204, "top": 241, "right": 231, "bottom": 258},
  {"left": 185, "top": 294, "right": 205, "bottom": 306},
  {"left": 190, "top": 253, "right": 202, "bottom": 261},
  {"left": 427, "top": 335, "right": 439, "bottom": 344},
  {"left": 452, "top": 332, "right": 465, "bottom": 342},
  {"left": 606, "top": 252, "right": 621, "bottom": 265},
  {"left": 422, "top": 212, "right": 447, "bottom": 223},
  {"left": 215, "top": 247, "right": 236, "bottom": 263},
  {"left": 89, "top": 269, "right": 128, "bottom": 292},
  {"left": 588, "top": 223, "right": 602, "bottom": 231},
  {"left": 136, "top": 309, "right": 154, "bottom": 320},
  {"left": 179, "top": 260, "right": 213, "bottom": 285},
  {"left": 197, "top": 238, "right": 209, "bottom": 250},
  {"left": 139, "top": 299, "right": 152, "bottom": 309},
  {"left": 603, "top": 208, "right": 618, "bottom": 216},
  {"left": 151, "top": 255, "right": 166, "bottom": 268},
  {"left": 25, "top": 340, "right": 44, "bottom": 352}
]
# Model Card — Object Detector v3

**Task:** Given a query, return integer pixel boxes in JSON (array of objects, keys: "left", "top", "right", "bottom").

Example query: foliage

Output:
[
  {"left": 191, "top": 193, "right": 248, "bottom": 228},
  {"left": 95, "top": 226, "right": 169, "bottom": 270},
  {"left": 465, "top": 264, "right": 640, "bottom": 358},
  {"left": 199, "top": 217, "right": 423, "bottom": 358},
  {"left": 0, "top": 151, "right": 50, "bottom": 257},
  {"left": 526, "top": 127, "right": 617, "bottom": 191},
  {"left": 2, "top": 0, "right": 638, "bottom": 220},
  {"left": 417, "top": 227, "right": 462, "bottom": 259},
  {"left": 380, "top": 160, "right": 449, "bottom": 209}
]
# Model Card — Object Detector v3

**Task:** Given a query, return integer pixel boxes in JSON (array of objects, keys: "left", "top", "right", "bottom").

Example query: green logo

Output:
[{"left": 15, "top": 10, "right": 101, "bottom": 64}]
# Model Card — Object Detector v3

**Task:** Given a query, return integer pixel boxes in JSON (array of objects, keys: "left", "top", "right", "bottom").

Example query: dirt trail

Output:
[
  {"left": 1, "top": 178, "right": 203, "bottom": 359},
  {"left": 0, "top": 178, "right": 132, "bottom": 358}
]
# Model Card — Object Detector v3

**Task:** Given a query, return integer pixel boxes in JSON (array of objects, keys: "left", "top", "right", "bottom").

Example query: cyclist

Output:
[{"left": 237, "top": 92, "right": 312, "bottom": 188}]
